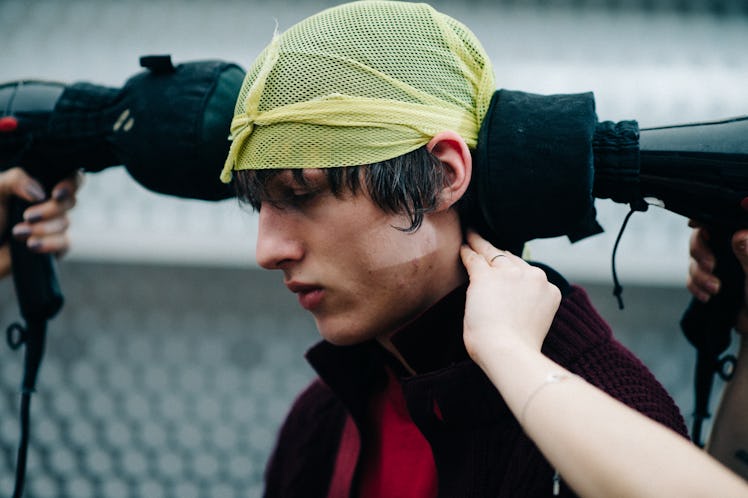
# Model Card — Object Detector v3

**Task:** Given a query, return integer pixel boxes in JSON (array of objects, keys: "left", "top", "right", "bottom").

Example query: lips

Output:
[{"left": 286, "top": 282, "right": 325, "bottom": 311}]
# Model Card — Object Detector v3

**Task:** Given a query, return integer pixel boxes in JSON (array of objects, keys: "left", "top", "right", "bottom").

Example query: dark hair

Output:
[{"left": 233, "top": 146, "right": 451, "bottom": 232}]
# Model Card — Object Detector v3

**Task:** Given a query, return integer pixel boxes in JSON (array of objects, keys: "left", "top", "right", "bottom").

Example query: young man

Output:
[{"left": 220, "top": 2, "right": 687, "bottom": 496}]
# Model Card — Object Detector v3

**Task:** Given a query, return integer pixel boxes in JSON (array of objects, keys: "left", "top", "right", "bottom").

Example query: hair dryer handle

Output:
[
  {"left": 6, "top": 196, "right": 63, "bottom": 393},
  {"left": 680, "top": 226, "right": 743, "bottom": 444},
  {"left": 681, "top": 226, "right": 743, "bottom": 356},
  {"left": 7, "top": 197, "right": 64, "bottom": 322}
]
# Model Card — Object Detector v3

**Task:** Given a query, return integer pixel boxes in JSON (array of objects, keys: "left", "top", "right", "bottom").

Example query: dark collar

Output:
[
  {"left": 304, "top": 284, "right": 469, "bottom": 421},
  {"left": 387, "top": 284, "right": 470, "bottom": 375},
  {"left": 305, "top": 263, "right": 573, "bottom": 416},
  {"left": 386, "top": 261, "right": 571, "bottom": 375}
]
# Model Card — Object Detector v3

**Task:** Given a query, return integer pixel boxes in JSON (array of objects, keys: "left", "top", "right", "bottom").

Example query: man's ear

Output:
[{"left": 427, "top": 130, "right": 472, "bottom": 210}]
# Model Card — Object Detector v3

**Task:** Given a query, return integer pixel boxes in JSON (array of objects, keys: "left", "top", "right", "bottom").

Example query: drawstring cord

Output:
[
  {"left": 610, "top": 200, "right": 650, "bottom": 310},
  {"left": 611, "top": 208, "right": 637, "bottom": 310}
]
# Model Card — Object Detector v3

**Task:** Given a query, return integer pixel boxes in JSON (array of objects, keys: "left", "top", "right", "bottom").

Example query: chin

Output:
[
  {"left": 318, "top": 330, "right": 368, "bottom": 347},
  {"left": 315, "top": 318, "right": 379, "bottom": 346}
]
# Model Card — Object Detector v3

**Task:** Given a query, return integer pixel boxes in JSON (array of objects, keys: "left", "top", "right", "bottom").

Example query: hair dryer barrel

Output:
[{"left": 636, "top": 116, "right": 748, "bottom": 228}]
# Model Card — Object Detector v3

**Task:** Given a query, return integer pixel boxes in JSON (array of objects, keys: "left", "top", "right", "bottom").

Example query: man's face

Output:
[{"left": 254, "top": 168, "right": 461, "bottom": 345}]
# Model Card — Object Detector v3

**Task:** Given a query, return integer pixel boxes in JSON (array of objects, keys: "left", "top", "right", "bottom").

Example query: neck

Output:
[
  {"left": 376, "top": 337, "right": 418, "bottom": 375},
  {"left": 376, "top": 282, "right": 469, "bottom": 375}
]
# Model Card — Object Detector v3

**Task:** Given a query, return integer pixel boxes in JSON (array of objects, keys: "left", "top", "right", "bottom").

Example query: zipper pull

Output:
[{"left": 553, "top": 469, "right": 560, "bottom": 496}]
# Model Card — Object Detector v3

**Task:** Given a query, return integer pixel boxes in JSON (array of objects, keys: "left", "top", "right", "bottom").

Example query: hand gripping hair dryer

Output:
[
  {"left": 0, "top": 55, "right": 242, "bottom": 498},
  {"left": 1, "top": 54, "right": 243, "bottom": 402},
  {"left": 1, "top": 58, "right": 746, "bottom": 464}
]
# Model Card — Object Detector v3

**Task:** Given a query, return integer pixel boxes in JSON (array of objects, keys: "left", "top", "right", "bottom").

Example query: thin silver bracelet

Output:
[{"left": 520, "top": 372, "right": 578, "bottom": 424}]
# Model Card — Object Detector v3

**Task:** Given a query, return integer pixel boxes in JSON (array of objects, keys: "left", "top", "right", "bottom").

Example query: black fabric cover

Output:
[
  {"left": 1, "top": 56, "right": 244, "bottom": 200},
  {"left": 472, "top": 89, "right": 603, "bottom": 253},
  {"left": 110, "top": 56, "right": 243, "bottom": 200}
]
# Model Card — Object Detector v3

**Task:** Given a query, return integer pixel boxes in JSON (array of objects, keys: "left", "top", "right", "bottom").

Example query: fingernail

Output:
[
  {"left": 12, "top": 225, "right": 31, "bottom": 237},
  {"left": 708, "top": 279, "right": 720, "bottom": 293},
  {"left": 25, "top": 182, "right": 46, "bottom": 202},
  {"left": 24, "top": 211, "right": 42, "bottom": 223},
  {"left": 53, "top": 186, "right": 70, "bottom": 201},
  {"left": 27, "top": 239, "right": 42, "bottom": 250}
]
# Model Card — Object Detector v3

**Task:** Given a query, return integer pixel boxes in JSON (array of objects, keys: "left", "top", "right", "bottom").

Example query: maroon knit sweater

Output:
[{"left": 264, "top": 278, "right": 688, "bottom": 497}]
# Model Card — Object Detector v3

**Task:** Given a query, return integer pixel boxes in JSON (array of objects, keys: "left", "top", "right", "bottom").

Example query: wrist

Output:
[
  {"left": 520, "top": 371, "right": 580, "bottom": 425},
  {"left": 468, "top": 337, "right": 549, "bottom": 387},
  {"left": 465, "top": 333, "right": 537, "bottom": 366}
]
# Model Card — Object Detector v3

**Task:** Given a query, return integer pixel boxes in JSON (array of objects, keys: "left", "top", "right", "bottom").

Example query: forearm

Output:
[
  {"left": 708, "top": 335, "right": 748, "bottom": 480},
  {"left": 477, "top": 342, "right": 748, "bottom": 498}
]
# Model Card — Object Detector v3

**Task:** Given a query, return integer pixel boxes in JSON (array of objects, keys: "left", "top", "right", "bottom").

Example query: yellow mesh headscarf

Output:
[{"left": 220, "top": 0, "right": 495, "bottom": 183}]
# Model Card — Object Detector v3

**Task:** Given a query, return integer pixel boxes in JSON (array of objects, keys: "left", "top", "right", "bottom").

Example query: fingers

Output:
[
  {"left": 488, "top": 253, "right": 508, "bottom": 265},
  {"left": 0, "top": 245, "right": 10, "bottom": 279},
  {"left": 459, "top": 242, "right": 484, "bottom": 271},
  {"left": 0, "top": 167, "right": 47, "bottom": 203},
  {"left": 461, "top": 229, "right": 558, "bottom": 296},
  {"left": 21, "top": 188, "right": 77, "bottom": 222},
  {"left": 462, "top": 230, "right": 519, "bottom": 267},
  {"left": 687, "top": 228, "right": 719, "bottom": 302},
  {"left": 461, "top": 229, "right": 561, "bottom": 360},
  {"left": 9, "top": 170, "right": 82, "bottom": 255},
  {"left": 13, "top": 216, "right": 71, "bottom": 251},
  {"left": 731, "top": 229, "right": 748, "bottom": 274},
  {"left": 687, "top": 259, "right": 719, "bottom": 303},
  {"left": 732, "top": 230, "right": 748, "bottom": 335},
  {"left": 689, "top": 227, "right": 715, "bottom": 272},
  {"left": 686, "top": 226, "right": 748, "bottom": 304},
  {"left": 51, "top": 170, "right": 84, "bottom": 203},
  {"left": 13, "top": 204, "right": 74, "bottom": 255}
]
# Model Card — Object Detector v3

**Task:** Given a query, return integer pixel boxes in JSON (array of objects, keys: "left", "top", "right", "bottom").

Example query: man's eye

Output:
[
  {"left": 270, "top": 190, "right": 317, "bottom": 209},
  {"left": 285, "top": 191, "right": 313, "bottom": 205}
]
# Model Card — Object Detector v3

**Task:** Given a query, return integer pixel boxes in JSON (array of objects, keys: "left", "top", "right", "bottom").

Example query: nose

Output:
[{"left": 255, "top": 203, "right": 304, "bottom": 270}]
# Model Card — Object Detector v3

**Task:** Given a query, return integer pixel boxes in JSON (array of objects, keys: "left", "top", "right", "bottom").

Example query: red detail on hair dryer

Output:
[{"left": 0, "top": 116, "right": 19, "bottom": 132}]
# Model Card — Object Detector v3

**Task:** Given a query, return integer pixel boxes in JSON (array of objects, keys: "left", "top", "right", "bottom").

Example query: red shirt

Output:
[{"left": 357, "top": 367, "right": 438, "bottom": 498}]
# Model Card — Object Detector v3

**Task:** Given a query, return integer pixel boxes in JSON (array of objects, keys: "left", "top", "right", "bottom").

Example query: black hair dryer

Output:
[{"left": 473, "top": 88, "right": 748, "bottom": 445}]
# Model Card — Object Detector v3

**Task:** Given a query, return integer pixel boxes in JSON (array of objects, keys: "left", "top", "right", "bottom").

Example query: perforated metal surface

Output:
[
  {"left": 0, "top": 264, "right": 317, "bottom": 498},
  {"left": 0, "top": 262, "right": 718, "bottom": 497}
]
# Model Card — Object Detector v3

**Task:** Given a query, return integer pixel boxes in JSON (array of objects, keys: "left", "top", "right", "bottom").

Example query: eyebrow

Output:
[
  {"left": 264, "top": 170, "right": 307, "bottom": 191},
  {"left": 267, "top": 170, "right": 335, "bottom": 200}
]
